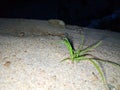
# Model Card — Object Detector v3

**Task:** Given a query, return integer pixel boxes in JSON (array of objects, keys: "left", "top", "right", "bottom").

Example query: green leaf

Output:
[
  {"left": 79, "top": 41, "right": 102, "bottom": 56},
  {"left": 60, "top": 57, "right": 70, "bottom": 62},
  {"left": 89, "top": 59, "right": 106, "bottom": 83},
  {"left": 74, "top": 56, "right": 90, "bottom": 62},
  {"left": 62, "top": 38, "right": 74, "bottom": 59},
  {"left": 93, "top": 58, "right": 120, "bottom": 68},
  {"left": 75, "top": 35, "right": 85, "bottom": 57},
  {"left": 79, "top": 35, "right": 85, "bottom": 50}
]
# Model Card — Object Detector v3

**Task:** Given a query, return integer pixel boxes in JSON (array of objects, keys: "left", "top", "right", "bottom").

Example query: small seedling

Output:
[{"left": 61, "top": 35, "right": 120, "bottom": 84}]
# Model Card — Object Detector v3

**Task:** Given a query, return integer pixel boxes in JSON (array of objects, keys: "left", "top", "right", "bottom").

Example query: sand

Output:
[{"left": 0, "top": 18, "right": 120, "bottom": 90}]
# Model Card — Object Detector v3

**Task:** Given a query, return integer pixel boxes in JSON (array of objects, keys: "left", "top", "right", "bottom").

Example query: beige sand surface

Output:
[{"left": 0, "top": 18, "right": 120, "bottom": 90}]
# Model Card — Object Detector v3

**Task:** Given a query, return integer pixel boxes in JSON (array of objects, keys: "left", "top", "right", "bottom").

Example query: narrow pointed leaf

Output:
[
  {"left": 62, "top": 38, "right": 74, "bottom": 59},
  {"left": 60, "top": 57, "right": 70, "bottom": 62},
  {"left": 79, "top": 41, "right": 102, "bottom": 56},
  {"left": 89, "top": 59, "right": 106, "bottom": 83},
  {"left": 79, "top": 35, "right": 85, "bottom": 50},
  {"left": 94, "top": 58, "right": 120, "bottom": 68},
  {"left": 74, "top": 56, "right": 90, "bottom": 62}
]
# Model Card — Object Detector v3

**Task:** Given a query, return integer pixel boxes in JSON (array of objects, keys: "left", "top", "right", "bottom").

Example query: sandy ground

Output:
[{"left": 0, "top": 18, "right": 120, "bottom": 90}]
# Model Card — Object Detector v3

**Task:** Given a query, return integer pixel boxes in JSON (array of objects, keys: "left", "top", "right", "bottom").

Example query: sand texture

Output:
[{"left": 0, "top": 18, "right": 120, "bottom": 90}]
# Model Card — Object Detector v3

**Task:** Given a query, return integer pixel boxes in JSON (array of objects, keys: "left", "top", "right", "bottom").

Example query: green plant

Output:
[{"left": 61, "top": 35, "right": 120, "bottom": 84}]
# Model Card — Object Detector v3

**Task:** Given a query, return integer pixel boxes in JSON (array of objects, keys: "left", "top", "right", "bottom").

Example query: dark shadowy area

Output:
[{"left": 0, "top": 0, "right": 120, "bottom": 32}]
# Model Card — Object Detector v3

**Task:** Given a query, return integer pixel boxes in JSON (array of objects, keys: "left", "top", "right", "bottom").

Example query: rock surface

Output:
[{"left": 0, "top": 18, "right": 120, "bottom": 90}]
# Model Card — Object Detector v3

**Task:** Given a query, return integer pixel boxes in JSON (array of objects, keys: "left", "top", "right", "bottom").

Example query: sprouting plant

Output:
[{"left": 61, "top": 34, "right": 120, "bottom": 84}]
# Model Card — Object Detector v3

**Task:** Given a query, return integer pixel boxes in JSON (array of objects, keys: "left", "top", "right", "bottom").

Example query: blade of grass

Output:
[
  {"left": 62, "top": 38, "right": 74, "bottom": 59},
  {"left": 74, "top": 56, "right": 91, "bottom": 62},
  {"left": 94, "top": 59, "right": 120, "bottom": 68},
  {"left": 85, "top": 54, "right": 120, "bottom": 68},
  {"left": 75, "top": 35, "right": 85, "bottom": 57},
  {"left": 61, "top": 57, "right": 70, "bottom": 62},
  {"left": 62, "top": 56, "right": 106, "bottom": 83},
  {"left": 79, "top": 35, "right": 85, "bottom": 50},
  {"left": 89, "top": 59, "right": 106, "bottom": 83},
  {"left": 79, "top": 41, "right": 102, "bottom": 56}
]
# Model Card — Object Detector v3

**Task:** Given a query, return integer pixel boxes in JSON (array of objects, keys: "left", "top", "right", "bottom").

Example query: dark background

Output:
[{"left": 0, "top": 0, "right": 120, "bottom": 32}]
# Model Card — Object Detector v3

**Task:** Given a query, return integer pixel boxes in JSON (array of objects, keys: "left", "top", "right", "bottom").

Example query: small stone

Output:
[{"left": 4, "top": 61, "right": 11, "bottom": 67}]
